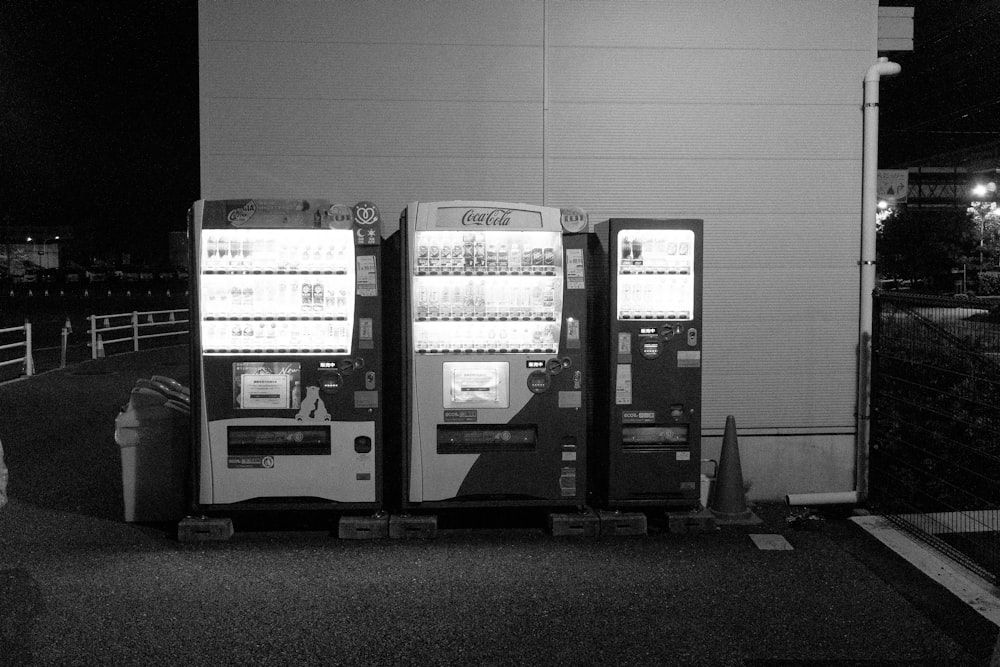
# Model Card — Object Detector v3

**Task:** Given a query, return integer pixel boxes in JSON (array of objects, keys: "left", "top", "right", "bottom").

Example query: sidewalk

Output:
[{"left": 1, "top": 346, "right": 998, "bottom": 665}]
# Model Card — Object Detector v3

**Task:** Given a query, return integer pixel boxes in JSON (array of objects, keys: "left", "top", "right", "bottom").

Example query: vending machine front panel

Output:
[
  {"left": 607, "top": 219, "right": 703, "bottom": 508},
  {"left": 401, "top": 201, "right": 592, "bottom": 508},
  {"left": 191, "top": 199, "right": 383, "bottom": 509}
]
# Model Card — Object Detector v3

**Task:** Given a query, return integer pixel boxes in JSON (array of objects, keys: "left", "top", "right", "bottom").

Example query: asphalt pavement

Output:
[{"left": 1, "top": 346, "right": 998, "bottom": 666}]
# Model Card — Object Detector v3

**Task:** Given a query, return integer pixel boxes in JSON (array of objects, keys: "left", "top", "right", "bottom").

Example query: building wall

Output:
[{"left": 198, "top": 0, "right": 879, "bottom": 500}]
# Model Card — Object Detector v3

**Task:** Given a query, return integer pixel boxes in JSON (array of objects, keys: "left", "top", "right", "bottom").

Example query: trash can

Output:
[{"left": 114, "top": 382, "right": 190, "bottom": 522}]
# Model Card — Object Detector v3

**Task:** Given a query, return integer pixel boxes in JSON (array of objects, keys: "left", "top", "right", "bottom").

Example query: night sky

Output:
[
  {"left": 1, "top": 1, "right": 996, "bottom": 265},
  {"left": 1, "top": 1, "right": 199, "bottom": 264}
]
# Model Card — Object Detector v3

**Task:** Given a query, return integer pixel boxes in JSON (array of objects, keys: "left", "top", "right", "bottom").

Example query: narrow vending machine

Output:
[
  {"left": 190, "top": 199, "right": 384, "bottom": 511},
  {"left": 605, "top": 219, "right": 703, "bottom": 509},
  {"left": 397, "top": 201, "right": 593, "bottom": 509}
]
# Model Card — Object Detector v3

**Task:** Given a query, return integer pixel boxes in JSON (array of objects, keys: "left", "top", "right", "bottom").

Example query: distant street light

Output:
[{"left": 25, "top": 235, "right": 60, "bottom": 268}]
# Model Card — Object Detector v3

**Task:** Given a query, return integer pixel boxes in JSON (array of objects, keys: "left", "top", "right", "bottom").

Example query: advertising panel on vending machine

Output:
[
  {"left": 190, "top": 199, "right": 384, "bottom": 511},
  {"left": 394, "top": 201, "right": 596, "bottom": 509},
  {"left": 603, "top": 219, "right": 703, "bottom": 509}
]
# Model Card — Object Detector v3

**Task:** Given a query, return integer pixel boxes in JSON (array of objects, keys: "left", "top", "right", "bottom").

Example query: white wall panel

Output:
[
  {"left": 206, "top": 99, "right": 541, "bottom": 158},
  {"left": 547, "top": 48, "right": 867, "bottom": 105},
  {"left": 202, "top": 42, "right": 541, "bottom": 102},
  {"left": 200, "top": 0, "right": 542, "bottom": 45},
  {"left": 547, "top": 104, "right": 859, "bottom": 161},
  {"left": 548, "top": 0, "right": 874, "bottom": 49},
  {"left": 545, "top": 159, "right": 861, "bottom": 215}
]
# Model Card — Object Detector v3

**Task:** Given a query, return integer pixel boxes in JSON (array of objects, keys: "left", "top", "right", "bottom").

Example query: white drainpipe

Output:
[{"left": 787, "top": 57, "right": 901, "bottom": 508}]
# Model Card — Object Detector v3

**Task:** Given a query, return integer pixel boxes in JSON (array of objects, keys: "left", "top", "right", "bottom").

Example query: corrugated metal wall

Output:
[{"left": 199, "top": 0, "right": 879, "bottom": 493}]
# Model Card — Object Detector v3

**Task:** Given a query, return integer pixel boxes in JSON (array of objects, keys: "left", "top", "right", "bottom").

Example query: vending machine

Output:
[
  {"left": 395, "top": 200, "right": 594, "bottom": 509},
  {"left": 604, "top": 218, "right": 703, "bottom": 509},
  {"left": 190, "top": 198, "right": 384, "bottom": 511}
]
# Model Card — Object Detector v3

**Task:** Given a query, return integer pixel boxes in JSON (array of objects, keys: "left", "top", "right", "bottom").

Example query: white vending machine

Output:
[{"left": 190, "top": 198, "right": 384, "bottom": 512}]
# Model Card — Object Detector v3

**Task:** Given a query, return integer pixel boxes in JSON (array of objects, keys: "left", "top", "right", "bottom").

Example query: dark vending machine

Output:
[
  {"left": 606, "top": 219, "right": 703, "bottom": 509},
  {"left": 191, "top": 199, "right": 384, "bottom": 511},
  {"left": 398, "top": 200, "right": 593, "bottom": 509}
]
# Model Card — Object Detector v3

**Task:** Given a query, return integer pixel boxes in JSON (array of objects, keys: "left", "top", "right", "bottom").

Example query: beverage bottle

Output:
[
  {"left": 313, "top": 282, "right": 324, "bottom": 312},
  {"left": 621, "top": 235, "right": 631, "bottom": 264},
  {"left": 474, "top": 235, "right": 485, "bottom": 268},
  {"left": 463, "top": 282, "right": 475, "bottom": 318},
  {"left": 301, "top": 282, "right": 312, "bottom": 312},
  {"left": 242, "top": 238, "right": 254, "bottom": 266},
  {"left": 417, "top": 286, "right": 428, "bottom": 319},
  {"left": 230, "top": 237, "right": 242, "bottom": 267},
  {"left": 474, "top": 281, "right": 486, "bottom": 317},
  {"left": 337, "top": 289, "right": 347, "bottom": 317},
  {"left": 230, "top": 286, "right": 242, "bottom": 313},
  {"left": 291, "top": 381, "right": 301, "bottom": 409},
  {"left": 498, "top": 244, "right": 508, "bottom": 272},
  {"left": 510, "top": 243, "right": 521, "bottom": 271},
  {"left": 632, "top": 236, "right": 643, "bottom": 265},
  {"left": 242, "top": 286, "right": 254, "bottom": 311},
  {"left": 206, "top": 236, "right": 217, "bottom": 264},
  {"left": 428, "top": 288, "right": 440, "bottom": 319}
]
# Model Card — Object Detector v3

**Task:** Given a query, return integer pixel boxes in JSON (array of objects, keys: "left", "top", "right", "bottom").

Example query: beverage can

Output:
[
  {"left": 543, "top": 247, "right": 555, "bottom": 266},
  {"left": 531, "top": 247, "right": 543, "bottom": 266}
]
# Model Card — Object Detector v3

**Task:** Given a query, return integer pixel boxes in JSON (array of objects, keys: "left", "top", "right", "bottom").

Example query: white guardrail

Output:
[
  {"left": 0, "top": 322, "right": 34, "bottom": 376},
  {"left": 89, "top": 309, "right": 190, "bottom": 359}
]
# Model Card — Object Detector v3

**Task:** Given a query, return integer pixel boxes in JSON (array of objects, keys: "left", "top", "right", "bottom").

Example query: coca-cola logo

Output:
[
  {"left": 461, "top": 208, "right": 512, "bottom": 226},
  {"left": 227, "top": 200, "right": 257, "bottom": 224}
]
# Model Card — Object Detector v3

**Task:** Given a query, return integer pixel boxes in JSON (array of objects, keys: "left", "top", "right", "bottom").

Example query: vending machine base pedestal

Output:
[
  {"left": 389, "top": 514, "right": 438, "bottom": 539},
  {"left": 665, "top": 508, "right": 718, "bottom": 534},
  {"left": 338, "top": 514, "right": 389, "bottom": 540},
  {"left": 177, "top": 516, "right": 234, "bottom": 542},
  {"left": 597, "top": 510, "right": 647, "bottom": 536},
  {"left": 548, "top": 508, "right": 601, "bottom": 537}
]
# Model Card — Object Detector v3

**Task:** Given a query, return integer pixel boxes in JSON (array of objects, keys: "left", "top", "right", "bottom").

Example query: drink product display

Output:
[
  {"left": 198, "top": 228, "right": 355, "bottom": 353},
  {"left": 412, "top": 230, "right": 564, "bottom": 359},
  {"left": 616, "top": 228, "right": 696, "bottom": 320}
]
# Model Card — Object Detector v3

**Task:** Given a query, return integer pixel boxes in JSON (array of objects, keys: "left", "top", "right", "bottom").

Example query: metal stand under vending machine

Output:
[
  {"left": 190, "top": 199, "right": 384, "bottom": 516},
  {"left": 603, "top": 218, "right": 703, "bottom": 510},
  {"left": 396, "top": 201, "right": 595, "bottom": 514}
]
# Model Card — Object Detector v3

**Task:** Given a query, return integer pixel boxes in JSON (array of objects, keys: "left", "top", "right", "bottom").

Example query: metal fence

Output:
[
  {"left": 0, "top": 322, "right": 34, "bottom": 378},
  {"left": 869, "top": 291, "right": 1000, "bottom": 583},
  {"left": 89, "top": 309, "right": 190, "bottom": 359}
]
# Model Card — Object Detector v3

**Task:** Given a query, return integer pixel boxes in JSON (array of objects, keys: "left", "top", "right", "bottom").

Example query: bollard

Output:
[
  {"left": 24, "top": 322, "right": 34, "bottom": 376},
  {"left": 60, "top": 327, "right": 68, "bottom": 369}
]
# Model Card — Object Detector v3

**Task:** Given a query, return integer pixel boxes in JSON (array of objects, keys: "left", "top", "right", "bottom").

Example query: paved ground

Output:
[{"left": 1, "top": 346, "right": 999, "bottom": 666}]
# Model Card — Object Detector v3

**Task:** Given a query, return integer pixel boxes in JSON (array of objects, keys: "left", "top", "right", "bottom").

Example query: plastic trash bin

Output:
[{"left": 114, "top": 384, "right": 190, "bottom": 522}]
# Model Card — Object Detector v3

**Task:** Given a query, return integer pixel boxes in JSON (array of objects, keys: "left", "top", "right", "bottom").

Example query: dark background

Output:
[
  {"left": 0, "top": 1, "right": 199, "bottom": 266},
  {"left": 1, "top": 1, "right": 997, "bottom": 266}
]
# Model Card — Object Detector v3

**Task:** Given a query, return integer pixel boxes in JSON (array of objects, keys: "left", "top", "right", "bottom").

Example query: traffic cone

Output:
[
  {"left": 709, "top": 415, "right": 761, "bottom": 525},
  {"left": 96, "top": 334, "right": 106, "bottom": 359}
]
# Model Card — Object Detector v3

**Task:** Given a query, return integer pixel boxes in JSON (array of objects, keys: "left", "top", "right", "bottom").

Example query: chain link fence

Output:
[{"left": 870, "top": 292, "right": 1000, "bottom": 583}]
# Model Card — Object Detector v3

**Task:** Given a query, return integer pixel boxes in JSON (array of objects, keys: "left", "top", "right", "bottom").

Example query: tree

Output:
[{"left": 877, "top": 206, "right": 979, "bottom": 289}]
